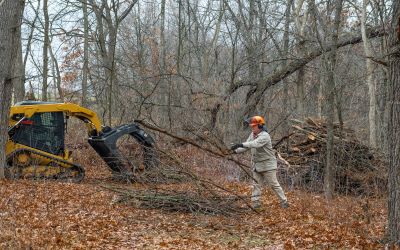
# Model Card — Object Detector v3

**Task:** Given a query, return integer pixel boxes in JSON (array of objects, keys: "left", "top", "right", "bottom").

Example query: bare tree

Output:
[
  {"left": 361, "top": 0, "right": 377, "bottom": 148},
  {"left": 82, "top": 0, "right": 89, "bottom": 106},
  {"left": 387, "top": 0, "right": 400, "bottom": 244},
  {"left": 308, "top": 0, "right": 343, "bottom": 199},
  {"left": 49, "top": 43, "right": 64, "bottom": 101},
  {"left": 324, "top": 0, "right": 343, "bottom": 200},
  {"left": 42, "top": 0, "right": 49, "bottom": 101},
  {"left": 12, "top": 0, "right": 25, "bottom": 103},
  {"left": 89, "top": 0, "right": 138, "bottom": 125},
  {"left": 23, "top": 0, "right": 41, "bottom": 90},
  {"left": 160, "top": 0, "right": 166, "bottom": 75},
  {"left": 282, "top": 0, "right": 294, "bottom": 150},
  {"left": 0, "top": 0, "right": 25, "bottom": 178},
  {"left": 293, "top": 0, "right": 308, "bottom": 120}
]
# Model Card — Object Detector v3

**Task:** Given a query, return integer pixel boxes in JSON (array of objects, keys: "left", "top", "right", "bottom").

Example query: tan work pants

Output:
[{"left": 251, "top": 169, "right": 287, "bottom": 205}]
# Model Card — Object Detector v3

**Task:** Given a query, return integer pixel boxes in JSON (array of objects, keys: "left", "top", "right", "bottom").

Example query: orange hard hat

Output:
[{"left": 245, "top": 116, "right": 265, "bottom": 127}]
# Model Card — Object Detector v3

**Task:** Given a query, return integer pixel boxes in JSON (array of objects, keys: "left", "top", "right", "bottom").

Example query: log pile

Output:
[{"left": 275, "top": 118, "right": 387, "bottom": 195}]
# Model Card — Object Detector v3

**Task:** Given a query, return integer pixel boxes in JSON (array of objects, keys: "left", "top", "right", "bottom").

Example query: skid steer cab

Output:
[{"left": 6, "top": 101, "right": 158, "bottom": 182}]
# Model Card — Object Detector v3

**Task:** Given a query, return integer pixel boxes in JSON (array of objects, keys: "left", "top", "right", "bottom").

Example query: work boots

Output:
[
  {"left": 251, "top": 201, "right": 262, "bottom": 211},
  {"left": 281, "top": 200, "right": 289, "bottom": 209},
  {"left": 251, "top": 201, "right": 289, "bottom": 211}
]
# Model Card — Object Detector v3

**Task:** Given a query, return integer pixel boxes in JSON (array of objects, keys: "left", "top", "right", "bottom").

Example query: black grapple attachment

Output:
[{"left": 88, "top": 123, "right": 158, "bottom": 177}]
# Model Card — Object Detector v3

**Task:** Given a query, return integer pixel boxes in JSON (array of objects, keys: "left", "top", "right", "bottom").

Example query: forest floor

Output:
[{"left": 0, "top": 161, "right": 387, "bottom": 249}]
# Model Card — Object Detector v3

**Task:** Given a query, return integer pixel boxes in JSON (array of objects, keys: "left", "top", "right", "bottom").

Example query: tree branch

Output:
[
  {"left": 118, "top": 0, "right": 138, "bottom": 23},
  {"left": 234, "top": 27, "right": 387, "bottom": 116},
  {"left": 134, "top": 120, "right": 253, "bottom": 177}
]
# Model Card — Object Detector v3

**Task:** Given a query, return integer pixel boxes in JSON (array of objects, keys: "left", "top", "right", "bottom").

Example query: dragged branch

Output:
[{"left": 134, "top": 120, "right": 253, "bottom": 177}]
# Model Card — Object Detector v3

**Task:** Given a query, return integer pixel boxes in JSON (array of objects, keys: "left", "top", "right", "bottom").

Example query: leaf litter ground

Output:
[{"left": 0, "top": 173, "right": 386, "bottom": 249}]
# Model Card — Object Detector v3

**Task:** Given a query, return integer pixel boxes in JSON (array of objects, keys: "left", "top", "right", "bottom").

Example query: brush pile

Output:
[
  {"left": 101, "top": 147, "right": 250, "bottom": 215},
  {"left": 275, "top": 118, "right": 387, "bottom": 195},
  {"left": 102, "top": 184, "right": 246, "bottom": 215}
]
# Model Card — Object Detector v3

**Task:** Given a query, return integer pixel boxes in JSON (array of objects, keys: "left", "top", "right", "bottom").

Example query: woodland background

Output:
[
  {"left": 10, "top": 0, "right": 392, "bottom": 146},
  {"left": 0, "top": 0, "right": 399, "bottom": 248}
]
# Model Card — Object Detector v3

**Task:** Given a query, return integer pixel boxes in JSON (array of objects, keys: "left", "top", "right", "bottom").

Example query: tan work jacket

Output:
[{"left": 235, "top": 131, "right": 277, "bottom": 172}]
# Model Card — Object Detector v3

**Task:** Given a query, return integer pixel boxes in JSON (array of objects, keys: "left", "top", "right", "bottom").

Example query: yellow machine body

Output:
[{"left": 6, "top": 101, "right": 157, "bottom": 182}]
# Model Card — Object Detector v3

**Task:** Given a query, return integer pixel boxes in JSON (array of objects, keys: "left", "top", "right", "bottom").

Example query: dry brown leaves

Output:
[
  {"left": 0, "top": 145, "right": 388, "bottom": 249},
  {"left": 0, "top": 177, "right": 386, "bottom": 249}
]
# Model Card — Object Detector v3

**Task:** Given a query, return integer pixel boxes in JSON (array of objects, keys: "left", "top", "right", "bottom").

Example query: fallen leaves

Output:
[
  {"left": 0, "top": 144, "right": 388, "bottom": 249},
  {"left": 0, "top": 177, "right": 387, "bottom": 249}
]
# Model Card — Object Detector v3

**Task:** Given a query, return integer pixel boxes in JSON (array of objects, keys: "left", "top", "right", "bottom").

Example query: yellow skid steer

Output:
[{"left": 6, "top": 101, "right": 157, "bottom": 182}]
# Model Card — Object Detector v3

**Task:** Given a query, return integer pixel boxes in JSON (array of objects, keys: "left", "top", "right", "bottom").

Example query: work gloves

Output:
[{"left": 230, "top": 143, "right": 243, "bottom": 151}]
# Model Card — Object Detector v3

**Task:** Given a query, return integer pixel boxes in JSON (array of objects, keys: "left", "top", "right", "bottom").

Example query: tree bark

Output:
[
  {"left": 326, "top": 0, "right": 343, "bottom": 199},
  {"left": 361, "top": 0, "right": 377, "bottom": 148},
  {"left": 12, "top": 0, "right": 25, "bottom": 104},
  {"left": 294, "top": 0, "right": 307, "bottom": 120},
  {"left": 282, "top": 0, "right": 294, "bottom": 150},
  {"left": 296, "top": 66, "right": 305, "bottom": 119},
  {"left": 42, "top": 0, "right": 49, "bottom": 101},
  {"left": 387, "top": 1, "right": 400, "bottom": 245},
  {"left": 0, "top": 0, "right": 24, "bottom": 178},
  {"left": 160, "top": 0, "right": 166, "bottom": 75},
  {"left": 82, "top": 0, "right": 89, "bottom": 107},
  {"left": 23, "top": 0, "right": 40, "bottom": 90},
  {"left": 49, "top": 44, "right": 63, "bottom": 101},
  {"left": 177, "top": 0, "right": 183, "bottom": 74},
  {"left": 313, "top": 0, "right": 343, "bottom": 200}
]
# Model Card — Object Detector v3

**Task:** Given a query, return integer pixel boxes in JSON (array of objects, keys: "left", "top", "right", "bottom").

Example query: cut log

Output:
[
  {"left": 304, "top": 147, "right": 317, "bottom": 156},
  {"left": 290, "top": 147, "right": 301, "bottom": 153},
  {"left": 305, "top": 117, "right": 321, "bottom": 127}
]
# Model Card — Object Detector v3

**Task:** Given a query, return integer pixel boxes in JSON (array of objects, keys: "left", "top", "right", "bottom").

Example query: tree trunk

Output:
[
  {"left": 296, "top": 66, "right": 305, "bottom": 119},
  {"left": 160, "top": 0, "right": 166, "bottom": 75},
  {"left": 323, "top": 0, "right": 343, "bottom": 200},
  {"left": 361, "top": 0, "right": 377, "bottom": 148},
  {"left": 317, "top": 68, "right": 324, "bottom": 118},
  {"left": 13, "top": 0, "right": 25, "bottom": 103},
  {"left": 12, "top": 2, "right": 25, "bottom": 104},
  {"left": 282, "top": 0, "right": 293, "bottom": 150},
  {"left": 335, "top": 84, "right": 345, "bottom": 130},
  {"left": 12, "top": 27, "right": 24, "bottom": 103},
  {"left": 82, "top": 0, "right": 89, "bottom": 107},
  {"left": 42, "top": 0, "right": 49, "bottom": 101},
  {"left": 247, "top": 0, "right": 259, "bottom": 84},
  {"left": 23, "top": 0, "right": 40, "bottom": 92},
  {"left": 294, "top": 2, "right": 307, "bottom": 120},
  {"left": 323, "top": 53, "right": 336, "bottom": 200},
  {"left": 107, "top": 25, "right": 117, "bottom": 127},
  {"left": 0, "top": 0, "right": 24, "bottom": 178},
  {"left": 387, "top": 1, "right": 400, "bottom": 245},
  {"left": 49, "top": 44, "right": 63, "bottom": 101},
  {"left": 177, "top": 0, "right": 183, "bottom": 74}
]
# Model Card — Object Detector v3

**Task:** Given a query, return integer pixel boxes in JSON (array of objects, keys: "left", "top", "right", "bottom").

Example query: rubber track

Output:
[{"left": 6, "top": 148, "right": 85, "bottom": 182}]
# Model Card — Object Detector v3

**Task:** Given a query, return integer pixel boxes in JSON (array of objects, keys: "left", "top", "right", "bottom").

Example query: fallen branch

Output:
[{"left": 135, "top": 120, "right": 253, "bottom": 177}]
